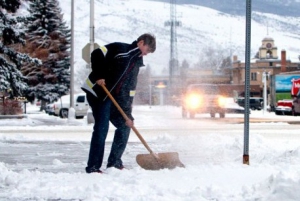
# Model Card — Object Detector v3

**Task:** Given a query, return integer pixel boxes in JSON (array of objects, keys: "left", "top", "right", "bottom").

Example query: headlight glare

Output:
[
  {"left": 186, "top": 94, "right": 202, "bottom": 109},
  {"left": 218, "top": 96, "right": 227, "bottom": 106}
]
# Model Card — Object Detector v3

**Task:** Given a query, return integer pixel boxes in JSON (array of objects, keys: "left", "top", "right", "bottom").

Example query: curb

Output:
[{"left": 0, "top": 115, "right": 28, "bottom": 119}]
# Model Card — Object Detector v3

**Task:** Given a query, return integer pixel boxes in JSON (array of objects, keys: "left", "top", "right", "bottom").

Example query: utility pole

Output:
[
  {"left": 164, "top": 0, "right": 181, "bottom": 102},
  {"left": 82, "top": 0, "right": 99, "bottom": 67},
  {"left": 69, "top": 0, "right": 75, "bottom": 119},
  {"left": 90, "top": 0, "right": 95, "bottom": 56}
]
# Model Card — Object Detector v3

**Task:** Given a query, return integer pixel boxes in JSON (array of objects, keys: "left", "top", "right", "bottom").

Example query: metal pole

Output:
[
  {"left": 160, "top": 89, "right": 164, "bottom": 106},
  {"left": 263, "top": 72, "right": 267, "bottom": 114},
  {"left": 24, "top": 102, "right": 27, "bottom": 114},
  {"left": 229, "top": 27, "right": 233, "bottom": 83},
  {"left": 70, "top": 0, "right": 75, "bottom": 109},
  {"left": 149, "top": 85, "right": 152, "bottom": 108},
  {"left": 90, "top": 0, "right": 95, "bottom": 54},
  {"left": 243, "top": 0, "right": 252, "bottom": 165}
]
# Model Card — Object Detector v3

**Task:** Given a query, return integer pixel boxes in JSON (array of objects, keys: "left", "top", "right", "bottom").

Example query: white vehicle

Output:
[
  {"left": 53, "top": 93, "right": 89, "bottom": 119},
  {"left": 45, "top": 103, "right": 55, "bottom": 115},
  {"left": 275, "top": 99, "right": 293, "bottom": 115}
]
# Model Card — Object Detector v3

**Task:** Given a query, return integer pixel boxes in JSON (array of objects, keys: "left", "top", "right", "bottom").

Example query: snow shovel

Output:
[{"left": 101, "top": 84, "right": 185, "bottom": 170}]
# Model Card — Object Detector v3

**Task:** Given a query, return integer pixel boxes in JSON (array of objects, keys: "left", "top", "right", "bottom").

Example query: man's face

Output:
[{"left": 138, "top": 41, "right": 152, "bottom": 57}]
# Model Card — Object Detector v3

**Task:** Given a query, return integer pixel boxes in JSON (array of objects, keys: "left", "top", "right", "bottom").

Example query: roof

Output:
[{"left": 262, "top": 36, "right": 274, "bottom": 41}]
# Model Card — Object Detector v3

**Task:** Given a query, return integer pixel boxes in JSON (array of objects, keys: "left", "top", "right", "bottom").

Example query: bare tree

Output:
[
  {"left": 135, "top": 64, "right": 151, "bottom": 105},
  {"left": 194, "top": 46, "right": 231, "bottom": 70}
]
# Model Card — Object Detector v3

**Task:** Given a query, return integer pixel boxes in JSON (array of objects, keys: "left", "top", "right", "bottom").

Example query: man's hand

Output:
[
  {"left": 125, "top": 119, "right": 134, "bottom": 128},
  {"left": 96, "top": 79, "right": 105, "bottom": 86}
]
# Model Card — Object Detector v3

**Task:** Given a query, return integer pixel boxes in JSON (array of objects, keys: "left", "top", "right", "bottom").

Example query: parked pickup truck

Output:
[{"left": 52, "top": 93, "right": 89, "bottom": 119}]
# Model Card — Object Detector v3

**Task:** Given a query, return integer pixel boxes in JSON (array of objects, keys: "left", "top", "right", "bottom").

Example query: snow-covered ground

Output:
[{"left": 0, "top": 104, "right": 300, "bottom": 201}]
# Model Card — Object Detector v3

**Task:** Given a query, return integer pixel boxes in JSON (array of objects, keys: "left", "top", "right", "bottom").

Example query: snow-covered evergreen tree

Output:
[
  {"left": 0, "top": 0, "right": 39, "bottom": 98},
  {"left": 0, "top": 0, "right": 21, "bottom": 13},
  {"left": 23, "top": 0, "right": 70, "bottom": 103}
]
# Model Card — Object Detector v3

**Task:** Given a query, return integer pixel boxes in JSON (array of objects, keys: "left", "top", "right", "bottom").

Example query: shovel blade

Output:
[{"left": 136, "top": 152, "right": 185, "bottom": 170}]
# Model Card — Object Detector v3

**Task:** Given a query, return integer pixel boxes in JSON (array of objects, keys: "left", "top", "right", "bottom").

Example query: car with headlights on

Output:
[{"left": 181, "top": 84, "right": 228, "bottom": 118}]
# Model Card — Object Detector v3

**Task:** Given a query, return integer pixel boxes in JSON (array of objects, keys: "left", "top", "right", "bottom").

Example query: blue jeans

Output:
[
  {"left": 107, "top": 119, "right": 131, "bottom": 168},
  {"left": 86, "top": 93, "right": 111, "bottom": 170},
  {"left": 86, "top": 93, "right": 131, "bottom": 170}
]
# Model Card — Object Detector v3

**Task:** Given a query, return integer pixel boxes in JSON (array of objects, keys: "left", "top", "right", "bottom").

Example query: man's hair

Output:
[{"left": 137, "top": 33, "right": 156, "bottom": 53}]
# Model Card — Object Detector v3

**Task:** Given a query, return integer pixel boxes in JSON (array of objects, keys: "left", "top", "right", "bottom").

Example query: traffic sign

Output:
[{"left": 82, "top": 43, "right": 100, "bottom": 63}]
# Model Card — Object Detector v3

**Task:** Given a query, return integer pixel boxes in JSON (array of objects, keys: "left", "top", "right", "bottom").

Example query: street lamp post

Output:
[
  {"left": 155, "top": 82, "right": 167, "bottom": 106},
  {"left": 262, "top": 71, "right": 269, "bottom": 114},
  {"left": 149, "top": 85, "right": 153, "bottom": 108},
  {"left": 159, "top": 89, "right": 164, "bottom": 106}
]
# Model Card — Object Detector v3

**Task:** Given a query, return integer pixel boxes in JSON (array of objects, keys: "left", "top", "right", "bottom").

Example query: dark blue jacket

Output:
[{"left": 81, "top": 40, "right": 144, "bottom": 121}]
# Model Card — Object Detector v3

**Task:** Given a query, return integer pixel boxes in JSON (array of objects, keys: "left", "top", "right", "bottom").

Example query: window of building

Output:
[
  {"left": 251, "top": 72, "right": 257, "bottom": 81},
  {"left": 267, "top": 50, "right": 273, "bottom": 58}
]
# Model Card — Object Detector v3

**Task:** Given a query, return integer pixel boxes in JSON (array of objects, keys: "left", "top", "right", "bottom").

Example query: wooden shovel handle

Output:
[{"left": 101, "top": 84, "right": 154, "bottom": 154}]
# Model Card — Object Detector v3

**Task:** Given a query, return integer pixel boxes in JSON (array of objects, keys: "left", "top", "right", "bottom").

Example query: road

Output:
[{"left": 1, "top": 107, "right": 300, "bottom": 174}]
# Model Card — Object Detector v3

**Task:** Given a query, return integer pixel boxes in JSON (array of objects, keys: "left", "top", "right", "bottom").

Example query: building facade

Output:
[
  {"left": 231, "top": 36, "right": 300, "bottom": 97},
  {"left": 140, "top": 37, "right": 300, "bottom": 105}
]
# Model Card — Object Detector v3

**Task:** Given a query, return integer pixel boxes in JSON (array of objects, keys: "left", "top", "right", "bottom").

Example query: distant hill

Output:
[
  {"left": 150, "top": 0, "right": 300, "bottom": 17},
  {"left": 52, "top": 0, "right": 300, "bottom": 91}
]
